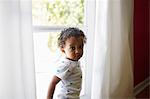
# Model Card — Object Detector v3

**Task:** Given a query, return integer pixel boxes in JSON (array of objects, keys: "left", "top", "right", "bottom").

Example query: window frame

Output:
[{"left": 32, "top": 0, "right": 88, "bottom": 98}]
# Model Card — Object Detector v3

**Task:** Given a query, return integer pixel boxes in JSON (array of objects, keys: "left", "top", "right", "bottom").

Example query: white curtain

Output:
[
  {"left": 0, "top": 0, "right": 36, "bottom": 99},
  {"left": 91, "top": 0, "right": 134, "bottom": 99}
]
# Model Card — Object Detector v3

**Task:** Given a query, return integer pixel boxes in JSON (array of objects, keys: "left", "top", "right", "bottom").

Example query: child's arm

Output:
[{"left": 47, "top": 75, "right": 61, "bottom": 99}]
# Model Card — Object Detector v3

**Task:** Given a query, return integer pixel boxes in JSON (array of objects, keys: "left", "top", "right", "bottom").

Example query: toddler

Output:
[{"left": 47, "top": 27, "right": 86, "bottom": 99}]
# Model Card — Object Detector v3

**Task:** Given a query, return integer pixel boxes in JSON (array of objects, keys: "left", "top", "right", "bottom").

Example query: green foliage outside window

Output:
[
  {"left": 32, "top": 0, "right": 84, "bottom": 26},
  {"left": 32, "top": 0, "right": 84, "bottom": 52},
  {"left": 47, "top": 32, "right": 60, "bottom": 52}
]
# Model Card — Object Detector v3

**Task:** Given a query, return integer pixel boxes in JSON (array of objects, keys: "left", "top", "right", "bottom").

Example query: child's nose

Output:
[{"left": 75, "top": 49, "right": 80, "bottom": 54}]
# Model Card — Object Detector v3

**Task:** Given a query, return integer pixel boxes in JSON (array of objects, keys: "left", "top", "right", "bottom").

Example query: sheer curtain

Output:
[
  {"left": 0, "top": 0, "right": 36, "bottom": 99},
  {"left": 91, "top": 0, "right": 134, "bottom": 99}
]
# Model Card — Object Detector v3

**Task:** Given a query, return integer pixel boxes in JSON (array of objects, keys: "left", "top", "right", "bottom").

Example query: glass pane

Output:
[
  {"left": 33, "top": 32, "right": 60, "bottom": 99},
  {"left": 33, "top": 32, "right": 60, "bottom": 73},
  {"left": 32, "top": 0, "right": 84, "bottom": 26}
]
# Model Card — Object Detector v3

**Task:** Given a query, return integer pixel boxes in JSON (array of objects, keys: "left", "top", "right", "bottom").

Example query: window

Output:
[
  {"left": 32, "top": 0, "right": 85, "bottom": 99},
  {"left": 32, "top": 0, "right": 84, "bottom": 26}
]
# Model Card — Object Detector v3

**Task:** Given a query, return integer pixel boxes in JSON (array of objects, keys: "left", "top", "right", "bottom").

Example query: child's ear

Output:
[{"left": 60, "top": 47, "right": 65, "bottom": 53}]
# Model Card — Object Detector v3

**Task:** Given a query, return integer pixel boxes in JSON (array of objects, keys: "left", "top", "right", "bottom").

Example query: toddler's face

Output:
[{"left": 61, "top": 36, "right": 84, "bottom": 61}]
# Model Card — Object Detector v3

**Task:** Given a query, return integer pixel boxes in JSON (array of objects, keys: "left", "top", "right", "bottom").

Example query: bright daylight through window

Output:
[{"left": 32, "top": 0, "right": 85, "bottom": 99}]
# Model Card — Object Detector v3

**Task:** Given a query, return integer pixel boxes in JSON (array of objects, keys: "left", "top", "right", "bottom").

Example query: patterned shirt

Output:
[{"left": 54, "top": 57, "right": 82, "bottom": 99}]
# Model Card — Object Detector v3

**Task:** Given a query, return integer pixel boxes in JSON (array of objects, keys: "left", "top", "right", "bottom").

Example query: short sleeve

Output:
[{"left": 55, "top": 61, "right": 76, "bottom": 80}]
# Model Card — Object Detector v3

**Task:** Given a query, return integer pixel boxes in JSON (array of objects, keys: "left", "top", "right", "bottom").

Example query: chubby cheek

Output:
[
  {"left": 80, "top": 51, "right": 83, "bottom": 57},
  {"left": 65, "top": 51, "right": 74, "bottom": 57},
  {"left": 70, "top": 52, "right": 76, "bottom": 58}
]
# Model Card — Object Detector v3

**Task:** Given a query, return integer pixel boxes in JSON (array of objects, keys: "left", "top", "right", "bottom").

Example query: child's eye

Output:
[
  {"left": 70, "top": 47, "right": 75, "bottom": 50},
  {"left": 79, "top": 45, "right": 83, "bottom": 49}
]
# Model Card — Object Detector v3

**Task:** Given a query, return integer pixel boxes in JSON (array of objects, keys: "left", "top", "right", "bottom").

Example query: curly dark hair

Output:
[{"left": 58, "top": 27, "right": 87, "bottom": 48}]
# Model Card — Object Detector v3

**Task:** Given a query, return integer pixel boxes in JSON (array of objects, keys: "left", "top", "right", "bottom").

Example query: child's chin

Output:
[
  {"left": 75, "top": 58, "right": 80, "bottom": 61},
  {"left": 72, "top": 58, "right": 79, "bottom": 61}
]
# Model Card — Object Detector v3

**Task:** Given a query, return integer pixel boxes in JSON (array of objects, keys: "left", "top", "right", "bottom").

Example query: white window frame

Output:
[{"left": 32, "top": 0, "right": 94, "bottom": 99}]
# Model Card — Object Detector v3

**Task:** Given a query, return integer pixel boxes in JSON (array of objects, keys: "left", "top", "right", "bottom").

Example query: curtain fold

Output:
[
  {"left": 91, "top": 0, "right": 134, "bottom": 99},
  {"left": 0, "top": 0, "right": 36, "bottom": 99}
]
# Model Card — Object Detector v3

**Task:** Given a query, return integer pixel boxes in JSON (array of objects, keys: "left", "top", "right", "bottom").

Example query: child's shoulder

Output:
[{"left": 56, "top": 57, "right": 79, "bottom": 68}]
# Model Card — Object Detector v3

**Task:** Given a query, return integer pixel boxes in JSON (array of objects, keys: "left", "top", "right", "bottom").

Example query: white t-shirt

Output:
[{"left": 54, "top": 57, "right": 82, "bottom": 99}]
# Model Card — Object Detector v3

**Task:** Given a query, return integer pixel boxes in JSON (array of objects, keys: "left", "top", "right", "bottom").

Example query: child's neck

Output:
[{"left": 66, "top": 57, "right": 78, "bottom": 61}]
